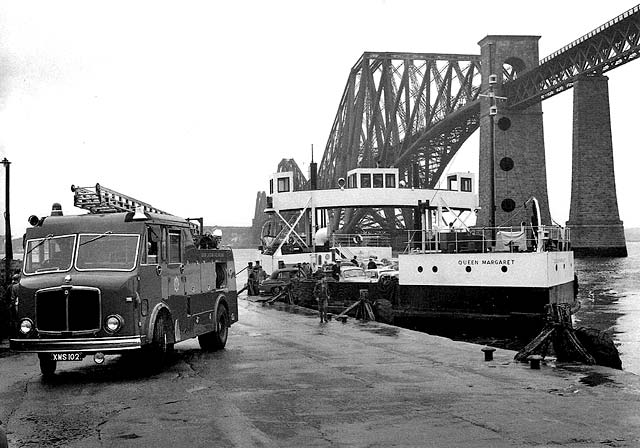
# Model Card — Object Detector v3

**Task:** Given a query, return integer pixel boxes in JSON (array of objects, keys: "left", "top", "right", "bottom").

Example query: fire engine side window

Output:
[
  {"left": 161, "top": 227, "right": 167, "bottom": 262},
  {"left": 145, "top": 226, "right": 159, "bottom": 264},
  {"left": 168, "top": 230, "right": 182, "bottom": 264}
]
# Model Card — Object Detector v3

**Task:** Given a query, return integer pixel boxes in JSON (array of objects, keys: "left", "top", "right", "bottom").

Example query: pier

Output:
[
  {"left": 2, "top": 294, "right": 640, "bottom": 446},
  {"left": 234, "top": 299, "right": 640, "bottom": 446}
]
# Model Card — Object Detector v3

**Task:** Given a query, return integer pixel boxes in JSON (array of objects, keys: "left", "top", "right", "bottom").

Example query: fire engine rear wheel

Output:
[
  {"left": 38, "top": 353, "right": 57, "bottom": 377},
  {"left": 272, "top": 286, "right": 282, "bottom": 296},
  {"left": 198, "top": 305, "right": 229, "bottom": 351}
]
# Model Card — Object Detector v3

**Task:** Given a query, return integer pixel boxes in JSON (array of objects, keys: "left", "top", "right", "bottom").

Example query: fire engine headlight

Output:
[
  {"left": 19, "top": 318, "right": 33, "bottom": 335},
  {"left": 105, "top": 315, "right": 123, "bottom": 333}
]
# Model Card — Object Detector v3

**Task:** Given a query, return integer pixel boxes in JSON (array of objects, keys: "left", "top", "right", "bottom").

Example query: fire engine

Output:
[{"left": 10, "top": 184, "right": 238, "bottom": 376}]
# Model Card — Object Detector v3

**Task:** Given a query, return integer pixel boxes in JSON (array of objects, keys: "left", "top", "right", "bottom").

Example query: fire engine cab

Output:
[{"left": 10, "top": 184, "right": 238, "bottom": 376}]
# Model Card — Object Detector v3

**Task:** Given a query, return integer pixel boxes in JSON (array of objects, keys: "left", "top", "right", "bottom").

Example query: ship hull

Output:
[
  {"left": 393, "top": 280, "right": 575, "bottom": 336},
  {"left": 290, "top": 250, "right": 576, "bottom": 337}
]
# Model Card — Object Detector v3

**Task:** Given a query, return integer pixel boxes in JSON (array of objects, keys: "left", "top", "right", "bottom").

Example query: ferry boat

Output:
[{"left": 258, "top": 166, "right": 576, "bottom": 334}]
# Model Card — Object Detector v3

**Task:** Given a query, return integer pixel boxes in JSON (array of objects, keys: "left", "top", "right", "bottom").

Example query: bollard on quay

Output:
[
  {"left": 481, "top": 347, "right": 496, "bottom": 361},
  {"left": 528, "top": 355, "right": 543, "bottom": 369}
]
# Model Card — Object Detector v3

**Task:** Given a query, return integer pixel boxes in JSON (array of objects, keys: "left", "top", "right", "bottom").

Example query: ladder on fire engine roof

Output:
[{"left": 71, "top": 183, "right": 170, "bottom": 215}]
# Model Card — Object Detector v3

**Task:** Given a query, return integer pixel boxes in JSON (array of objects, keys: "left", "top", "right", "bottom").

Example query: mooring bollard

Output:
[
  {"left": 528, "top": 355, "right": 543, "bottom": 369},
  {"left": 481, "top": 347, "right": 496, "bottom": 361}
]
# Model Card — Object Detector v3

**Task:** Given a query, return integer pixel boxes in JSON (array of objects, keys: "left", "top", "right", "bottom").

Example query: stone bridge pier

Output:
[
  {"left": 566, "top": 75, "right": 627, "bottom": 256},
  {"left": 477, "top": 35, "right": 551, "bottom": 229},
  {"left": 477, "top": 35, "right": 627, "bottom": 256}
]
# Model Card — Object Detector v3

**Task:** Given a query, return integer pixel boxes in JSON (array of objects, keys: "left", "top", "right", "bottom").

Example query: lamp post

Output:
[
  {"left": 479, "top": 75, "right": 507, "bottom": 242},
  {"left": 2, "top": 158, "right": 12, "bottom": 285}
]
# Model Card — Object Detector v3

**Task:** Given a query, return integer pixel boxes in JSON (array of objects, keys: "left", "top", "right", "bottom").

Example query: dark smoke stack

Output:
[{"left": 310, "top": 144, "right": 317, "bottom": 190}]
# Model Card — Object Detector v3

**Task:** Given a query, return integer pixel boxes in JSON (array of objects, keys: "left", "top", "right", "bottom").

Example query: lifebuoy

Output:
[{"left": 352, "top": 234, "right": 363, "bottom": 245}]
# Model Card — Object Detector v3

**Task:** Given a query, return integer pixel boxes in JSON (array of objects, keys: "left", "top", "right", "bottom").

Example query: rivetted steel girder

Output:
[
  {"left": 256, "top": 5, "right": 640, "bottom": 237},
  {"left": 315, "top": 52, "right": 483, "bottom": 234},
  {"left": 318, "top": 52, "right": 482, "bottom": 190},
  {"left": 504, "top": 4, "right": 640, "bottom": 109}
]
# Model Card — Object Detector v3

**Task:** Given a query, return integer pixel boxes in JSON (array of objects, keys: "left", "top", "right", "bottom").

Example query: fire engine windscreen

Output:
[
  {"left": 76, "top": 234, "right": 140, "bottom": 271},
  {"left": 24, "top": 235, "right": 76, "bottom": 274}
]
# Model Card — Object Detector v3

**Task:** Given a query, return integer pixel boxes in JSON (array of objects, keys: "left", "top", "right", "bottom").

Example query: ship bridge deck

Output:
[{"left": 270, "top": 187, "right": 478, "bottom": 212}]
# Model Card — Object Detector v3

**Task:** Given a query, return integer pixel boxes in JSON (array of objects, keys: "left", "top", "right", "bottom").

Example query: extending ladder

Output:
[{"left": 71, "top": 183, "right": 169, "bottom": 215}]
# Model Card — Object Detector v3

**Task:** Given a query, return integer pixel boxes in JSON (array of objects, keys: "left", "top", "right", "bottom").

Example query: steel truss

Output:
[
  {"left": 504, "top": 5, "right": 640, "bottom": 109},
  {"left": 317, "top": 52, "right": 482, "bottom": 233},
  {"left": 255, "top": 5, "right": 640, "bottom": 237}
]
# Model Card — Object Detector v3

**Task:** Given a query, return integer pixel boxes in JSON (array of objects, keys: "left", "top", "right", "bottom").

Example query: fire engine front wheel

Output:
[
  {"left": 148, "top": 311, "right": 175, "bottom": 368},
  {"left": 198, "top": 305, "right": 229, "bottom": 351},
  {"left": 38, "top": 353, "right": 57, "bottom": 377}
]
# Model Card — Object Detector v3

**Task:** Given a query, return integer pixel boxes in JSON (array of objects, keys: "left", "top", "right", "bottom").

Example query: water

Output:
[
  {"left": 573, "top": 241, "right": 640, "bottom": 375},
  {"left": 233, "top": 242, "right": 640, "bottom": 375}
]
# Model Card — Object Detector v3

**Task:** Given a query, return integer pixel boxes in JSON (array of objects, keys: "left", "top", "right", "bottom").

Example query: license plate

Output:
[{"left": 50, "top": 353, "right": 85, "bottom": 361}]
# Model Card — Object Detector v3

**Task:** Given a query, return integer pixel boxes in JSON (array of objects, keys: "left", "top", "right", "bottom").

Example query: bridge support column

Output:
[
  {"left": 477, "top": 36, "right": 551, "bottom": 230},
  {"left": 566, "top": 75, "right": 627, "bottom": 257}
]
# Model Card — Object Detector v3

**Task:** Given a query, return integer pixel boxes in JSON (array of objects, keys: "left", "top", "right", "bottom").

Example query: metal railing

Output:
[
  {"left": 403, "top": 225, "right": 571, "bottom": 254},
  {"left": 331, "top": 233, "right": 391, "bottom": 248},
  {"left": 539, "top": 4, "right": 640, "bottom": 65}
]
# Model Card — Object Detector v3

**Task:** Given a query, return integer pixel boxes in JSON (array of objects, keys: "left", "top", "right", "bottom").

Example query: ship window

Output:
[
  {"left": 385, "top": 174, "right": 395, "bottom": 188},
  {"left": 360, "top": 174, "right": 371, "bottom": 188},
  {"left": 168, "top": 230, "right": 182, "bottom": 264},
  {"left": 277, "top": 177, "right": 290, "bottom": 193},
  {"left": 269, "top": 179, "right": 274, "bottom": 195},
  {"left": 461, "top": 177, "right": 472, "bottom": 192},
  {"left": 348, "top": 174, "right": 357, "bottom": 188},
  {"left": 372, "top": 174, "right": 383, "bottom": 188},
  {"left": 501, "top": 266, "right": 508, "bottom": 273},
  {"left": 432, "top": 266, "right": 438, "bottom": 273},
  {"left": 447, "top": 176, "right": 457, "bottom": 190},
  {"left": 417, "top": 266, "right": 423, "bottom": 273},
  {"left": 465, "top": 266, "right": 472, "bottom": 273}
]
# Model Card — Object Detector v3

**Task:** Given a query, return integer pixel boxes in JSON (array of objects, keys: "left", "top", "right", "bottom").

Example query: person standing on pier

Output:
[
  {"left": 247, "top": 262, "right": 256, "bottom": 295},
  {"left": 255, "top": 261, "right": 267, "bottom": 289},
  {"left": 314, "top": 277, "right": 330, "bottom": 323},
  {"left": 331, "top": 261, "right": 341, "bottom": 281}
]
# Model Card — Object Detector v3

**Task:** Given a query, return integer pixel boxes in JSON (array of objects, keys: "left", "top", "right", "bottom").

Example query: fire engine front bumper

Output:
[{"left": 9, "top": 335, "right": 146, "bottom": 353}]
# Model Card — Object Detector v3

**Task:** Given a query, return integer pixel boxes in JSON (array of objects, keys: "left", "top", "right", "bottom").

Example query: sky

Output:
[{"left": 0, "top": 0, "right": 638, "bottom": 237}]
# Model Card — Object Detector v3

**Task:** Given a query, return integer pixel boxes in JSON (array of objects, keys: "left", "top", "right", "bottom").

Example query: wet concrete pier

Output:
[{"left": 2, "top": 298, "right": 640, "bottom": 447}]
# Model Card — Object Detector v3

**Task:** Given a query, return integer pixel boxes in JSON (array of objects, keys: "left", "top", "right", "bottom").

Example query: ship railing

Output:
[
  {"left": 331, "top": 233, "right": 391, "bottom": 248},
  {"left": 403, "top": 225, "right": 571, "bottom": 254}
]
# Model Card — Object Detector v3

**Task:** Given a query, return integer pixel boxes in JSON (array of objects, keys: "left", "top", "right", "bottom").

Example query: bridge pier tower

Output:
[
  {"left": 477, "top": 36, "right": 551, "bottom": 229},
  {"left": 566, "top": 75, "right": 627, "bottom": 256}
]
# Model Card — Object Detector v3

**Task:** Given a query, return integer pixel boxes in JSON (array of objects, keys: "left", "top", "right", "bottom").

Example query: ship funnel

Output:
[{"left": 310, "top": 161, "right": 318, "bottom": 190}]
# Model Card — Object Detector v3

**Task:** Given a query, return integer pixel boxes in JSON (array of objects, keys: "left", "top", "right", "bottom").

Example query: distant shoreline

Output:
[{"left": 2, "top": 227, "right": 639, "bottom": 256}]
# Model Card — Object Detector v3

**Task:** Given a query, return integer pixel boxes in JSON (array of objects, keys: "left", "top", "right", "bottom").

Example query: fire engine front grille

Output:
[{"left": 36, "top": 287, "right": 101, "bottom": 332}]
